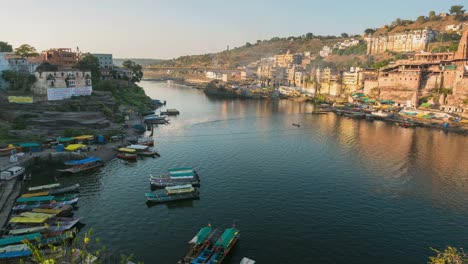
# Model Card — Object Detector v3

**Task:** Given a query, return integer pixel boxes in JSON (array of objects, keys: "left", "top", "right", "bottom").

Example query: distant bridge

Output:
[{"left": 143, "top": 66, "right": 238, "bottom": 71}]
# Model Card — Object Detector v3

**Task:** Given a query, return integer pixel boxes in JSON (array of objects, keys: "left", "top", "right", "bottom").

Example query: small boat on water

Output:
[
  {"left": 240, "top": 257, "right": 256, "bottom": 264},
  {"left": 190, "top": 227, "right": 240, "bottom": 264},
  {"left": 49, "top": 184, "right": 80, "bottom": 195},
  {"left": 16, "top": 194, "right": 78, "bottom": 204},
  {"left": 12, "top": 198, "right": 79, "bottom": 212},
  {"left": 0, "top": 166, "right": 25, "bottom": 181},
  {"left": 145, "top": 184, "right": 200, "bottom": 204},
  {"left": 28, "top": 183, "right": 61, "bottom": 192},
  {"left": 160, "top": 109, "right": 180, "bottom": 115},
  {"left": 117, "top": 148, "right": 139, "bottom": 161},
  {"left": 371, "top": 110, "right": 393, "bottom": 119},
  {"left": 58, "top": 157, "right": 103, "bottom": 174},
  {"left": 179, "top": 226, "right": 223, "bottom": 264},
  {"left": 126, "top": 145, "right": 160, "bottom": 157},
  {"left": 397, "top": 121, "right": 416, "bottom": 128},
  {"left": 292, "top": 123, "right": 300, "bottom": 127},
  {"left": 150, "top": 167, "right": 200, "bottom": 188}
]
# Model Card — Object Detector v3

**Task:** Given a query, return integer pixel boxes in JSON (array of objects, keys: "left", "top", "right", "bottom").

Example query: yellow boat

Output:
[
  {"left": 21, "top": 191, "right": 49, "bottom": 198},
  {"left": 118, "top": 148, "right": 136, "bottom": 153},
  {"left": 74, "top": 135, "right": 94, "bottom": 141},
  {"left": 65, "top": 144, "right": 86, "bottom": 151},
  {"left": 9, "top": 216, "right": 48, "bottom": 224},
  {"left": 32, "top": 208, "right": 62, "bottom": 214}
]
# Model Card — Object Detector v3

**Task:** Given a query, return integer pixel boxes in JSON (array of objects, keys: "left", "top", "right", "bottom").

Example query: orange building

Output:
[{"left": 41, "top": 48, "right": 81, "bottom": 68}]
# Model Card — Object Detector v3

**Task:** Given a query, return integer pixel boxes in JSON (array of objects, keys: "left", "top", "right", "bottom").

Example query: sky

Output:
[{"left": 0, "top": 0, "right": 466, "bottom": 59}]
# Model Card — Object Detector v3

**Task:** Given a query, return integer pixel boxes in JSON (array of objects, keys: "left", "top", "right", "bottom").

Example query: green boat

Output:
[{"left": 205, "top": 228, "right": 240, "bottom": 264}]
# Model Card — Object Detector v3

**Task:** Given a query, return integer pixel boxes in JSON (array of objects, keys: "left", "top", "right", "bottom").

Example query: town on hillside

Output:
[{"left": 145, "top": 9, "right": 468, "bottom": 119}]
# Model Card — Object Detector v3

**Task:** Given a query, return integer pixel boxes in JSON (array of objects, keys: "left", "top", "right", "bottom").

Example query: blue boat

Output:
[
  {"left": 64, "top": 157, "right": 101, "bottom": 166},
  {"left": 0, "top": 233, "right": 42, "bottom": 247},
  {"left": 0, "top": 249, "right": 31, "bottom": 260},
  {"left": 16, "top": 196, "right": 54, "bottom": 203}
]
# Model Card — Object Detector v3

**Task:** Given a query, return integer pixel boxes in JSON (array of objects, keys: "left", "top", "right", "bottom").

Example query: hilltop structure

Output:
[{"left": 364, "top": 29, "right": 437, "bottom": 55}]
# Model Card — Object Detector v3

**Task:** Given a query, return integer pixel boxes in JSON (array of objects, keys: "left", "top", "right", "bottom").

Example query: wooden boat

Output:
[
  {"left": 49, "top": 184, "right": 80, "bottom": 195},
  {"left": 292, "top": 123, "right": 300, "bottom": 127},
  {"left": 117, "top": 153, "right": 139, "bottom": 161},
  {"left": 150, "top": 167, "right": 200, "bottom": 188},
  {"left": 145, "top": 185, "right": 200, "bottom": 204},
  {"left": 371, "top": 110, "right": 393, "bottom": 119},
  {"left": 311, "top": 111, "right": 329, "bottom": 115},
  {"left": 0, "top": 244, "right": 31, "bottom": 260},
  {"left": 160, "top": 109, "right": 180, "bottom": 115},
  {"left": 59, "top": 157, "right": 103, "bottom": 174},
  {"left": 0, "top": 233, "right": 42, "bottom": 247},
  {"left": 8, "top": 226, "right": 47, "bottom": 236},
  {"left": 344, "top": 112, "right": 366, "bottom": 118},
  {"left": 127, "top": 145, "right": 160, "bottom": 157},
  {"left": 397, "top": 121, "right": 416, "bottom": 128},
  {"left": 240, "top": 257, "right": 256, "bottom": 264},
  {"left": 0, "top": 166, "right": 25, "bottom": 181},
  {"left": 16, "top": 196, "right": 55, "bottom": 204},
  {"left": 38, "top": 229, "right": 75, "bottom": 247},
  {"left": 203, "top": 228, "right": 240, "bottom": 264},
  {"left": 28, "top": 183, "right": 60, "bottom": 192},
  {"left": 179, "top": 226, "right": 223, "bottom": 264},
  {"left": 21, "top": 191, "right": 49, "bottom": 198},
  {"left": 12, "top": 198, "right": 79, "bottom": 212}
]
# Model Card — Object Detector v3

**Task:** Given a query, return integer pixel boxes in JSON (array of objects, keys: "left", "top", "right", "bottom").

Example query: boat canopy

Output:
[
  {"left": 21, "top": 192, "right": 49, "bottom": 198},
  {"left": 64, "top": 157, "right": 101, "bottom": 166},
  {"left": 20, "top": 212, "right": 55, "bottom": 219},
  {"left": 127, "top": 145, "right": 149, "bottom": 150},
  {"left": 57, "top": 137, "right": 75, "bottom": 143},
  {"left": 119, "top": 148, "right": 136, "bottom": 153},
  {"left": 0, "top": 244, "right": 29, "bottom": 254},
  {"left": 165, "top": 184, "right": 195, "bottom": 194},
  {"left": 32, "top": 208, "right": 62, "bottom": 214},
  {"left": 189, "top": 226, "right": 212, "bottom": 245},
  {"left": 74, "top": 135, "right": 94, "bottom": 140},
  {"left": 17, "top": 143, "right": 40, "bottom": 148},
  {"left": 65, "top": 144, "right": 86, "bottom": 151},
  {"left": 9, "top": 227, "right": 47, "bottom": 236},
  {"left": 168, "top": 167, "right": 195, "bottom": 178},
  {"left": 17, "top": 196, "right": 54, "bottom": 203},
  {"left": 9, "top": 216, "right": 48, "bottom": 224},
  {"left": 215, "top": 228, "right": 239, "bottom": 249},
  {"left": 28, "top": 183, "right": 60, "bottom": 192},
  {"left": 0, "top": 233, "right": 42, "bottom": 246}
]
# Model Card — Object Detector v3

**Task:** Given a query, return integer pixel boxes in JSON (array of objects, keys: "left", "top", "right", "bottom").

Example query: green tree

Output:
[
  {"left": 245, "top": 42, "right": 252, "bottom": 47},
  {"left": 417, "top": 16, "right": 427, "bottom": 23},
  {"left": 341, "top": 33, "right": 349, "bottom": 38},
  {"left": 122, "top": 60, "right": 143, "bottom": 83},
  {"left": 1, "top": 70, "right": 36, "bottom": 92},
  {"left": 305, "top": 32, "right": 314, "bottom": 39},
  {"left": 76, "top": 54, "right": 101, "bottom": 84},
  {"left": 364, "top": 28, "right": 376, "bottom": 35},
  {"left": 14, "top": 44, "right": 39, "bottom": 58},
  {"left": 428, "top": 11, "right": 438, "bottom": 21},
  {"left": 0, "top": 41, "right": 13, "bottom": 52},
  {"left": 450, "top": 5, "right": 466, "bottom": 21}
]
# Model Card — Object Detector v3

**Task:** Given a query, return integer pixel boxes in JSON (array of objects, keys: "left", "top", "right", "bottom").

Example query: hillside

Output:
[
  {"left": 374, "top": 14, "right": 468, "bottom": 35},
  {"left": 155, "top": 37, "right": 354, "bottom": 68}
]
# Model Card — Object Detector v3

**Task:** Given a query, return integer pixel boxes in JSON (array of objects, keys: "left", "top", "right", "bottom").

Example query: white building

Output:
[
  {"left": 0, "top": 52, "right": 11, "bottom": 72},
  {"left": 319, "top": 46, "right": 333, "bottom": 57},
  {"left": 91, "top": 53, "right": 113, "bottom": 69},
  {"left": 33, "top": 70, "right": 92, "bottom": 100}
]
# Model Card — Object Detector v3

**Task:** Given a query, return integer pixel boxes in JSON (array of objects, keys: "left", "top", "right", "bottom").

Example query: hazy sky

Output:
[{"left": 0, "top": 0, "right": 465, "bottom": 59}]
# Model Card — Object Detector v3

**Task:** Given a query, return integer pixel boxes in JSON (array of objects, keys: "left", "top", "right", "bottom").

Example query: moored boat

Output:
[
  {"left": 0, "top": 166, "right": 25, "bottom": 181},
  {"left": 371, "top": 110, "right": 393, "bottom": 119},
  {"left": 160, "top": 109, "right": 180, "bottom": 115},
  {"left": 12, "top": 198, "right": 79, "bottom": 212},
  {"left": 150, "top": 167, "right": 200, "bottom": 188},
  {"left": 240, "top": 257, "right": 256, "bottom": 264},
  {"left": 145, "top": 184, "right": 199, "bottom": 204},
  {"left": 49, "top": 184, "right": 80, "bottom": 195},
  {"left": 204, "top": 227, "right": 240, "bottom": 264},
  {"left": 59, "top": 157, "right": 103, "bottom": 174},
  {"left": 127, "top": 145, "right": 160, "bottom": 157},
  {"left": 179, "top": 226, "right": 223, "bottom": 264},
  {"left": 28, "top": 183, "right": 61, "bottom": 192},
  {"left": 117, "top": 148, "right": 139, "bottom": 161}
]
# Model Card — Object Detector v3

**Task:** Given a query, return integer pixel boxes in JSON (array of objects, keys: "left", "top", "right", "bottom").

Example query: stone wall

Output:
[{"left": 365, "top": 29, "right": 436, "bottom": 55}]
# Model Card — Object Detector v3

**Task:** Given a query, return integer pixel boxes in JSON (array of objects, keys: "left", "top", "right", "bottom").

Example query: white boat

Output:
[
  {"left": 240, "top": 257, "right": 256, "bottom": 264},
  {"left": 0, "top": 166, "right": 25, "bottom": 181},
  {"left": 371, "top": 111, "right": 393, "bottom": 119}
]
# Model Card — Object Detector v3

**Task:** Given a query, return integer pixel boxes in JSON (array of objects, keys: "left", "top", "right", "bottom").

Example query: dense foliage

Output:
[
  {"left": 1, "top": 70, "right": 37, "bottom": 92},
  {"left": 0, "top": 41, "right": 13, "bottom": 52},
  {"left": 76, "top": 54, "right": 101, "bottom": 85},
  {"left": 14, "top": 44, "right": 39, "bottom": 58}
]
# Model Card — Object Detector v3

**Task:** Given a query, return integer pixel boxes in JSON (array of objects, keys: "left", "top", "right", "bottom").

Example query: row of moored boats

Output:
[{"left": 0, "top": 183, "right": 82, "bottom": 261}]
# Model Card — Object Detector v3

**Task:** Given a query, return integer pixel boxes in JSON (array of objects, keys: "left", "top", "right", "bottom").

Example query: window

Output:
[{"left": 67, "top": 80, "right": 76, "bottom": 87}]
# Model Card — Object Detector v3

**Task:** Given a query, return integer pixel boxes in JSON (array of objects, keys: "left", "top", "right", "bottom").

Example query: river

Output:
[{"left": 33, "top": 81, "right": 468, "bottom": 263}]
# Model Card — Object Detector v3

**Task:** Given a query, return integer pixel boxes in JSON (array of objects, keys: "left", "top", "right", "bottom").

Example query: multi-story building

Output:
[
  {"left": 33, "top": 70, "right": 92, "bottom": 101},
  {"left": 41, "top": 48, "right": 81, "bottom": 68},
  {"left": 365, "top": 29, "right": 437, "bottom": 55},
  {"left": 319, "top": 46, "right": 333, "bottom": 57},
  {"left": 91, "top": 53, "right": 113, "bottom": 69}
]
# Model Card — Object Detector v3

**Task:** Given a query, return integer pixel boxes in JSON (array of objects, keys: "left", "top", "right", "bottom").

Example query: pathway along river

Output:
[{"left": 32, "top": 81, "right": 468, "bottom": 263}]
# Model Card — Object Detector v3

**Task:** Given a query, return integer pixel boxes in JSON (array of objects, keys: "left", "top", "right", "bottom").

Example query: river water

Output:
[{"left": 33, "top": 81, "right": 468, "bottom": 263}]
